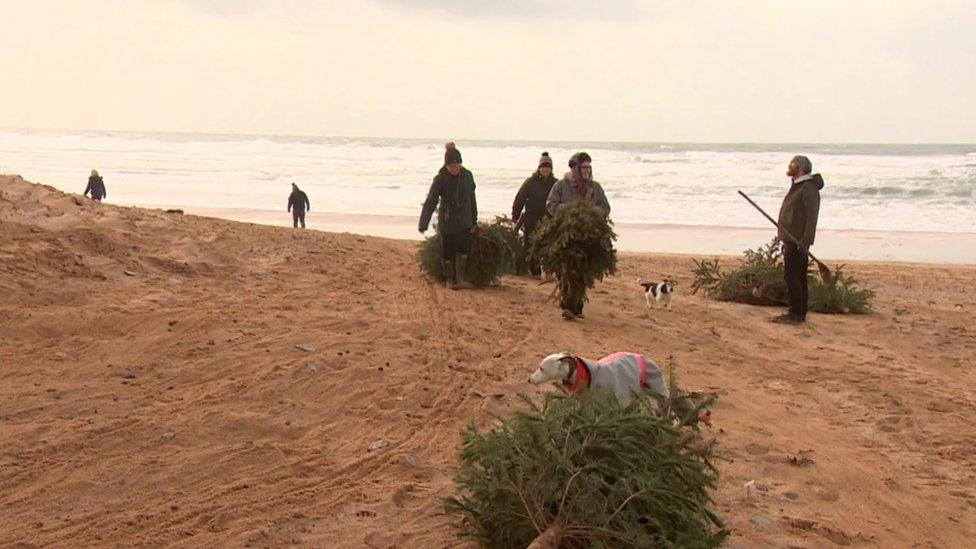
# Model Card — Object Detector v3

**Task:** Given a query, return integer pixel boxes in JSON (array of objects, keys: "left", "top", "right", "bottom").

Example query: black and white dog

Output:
[{"left": 639, "top": 277, "right": 676, "bottom": 310}]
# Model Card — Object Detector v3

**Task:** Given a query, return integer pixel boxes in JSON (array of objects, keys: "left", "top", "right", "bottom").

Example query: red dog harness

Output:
[{"left": 564, "top": 357, "right": 591, "bottom": 393}]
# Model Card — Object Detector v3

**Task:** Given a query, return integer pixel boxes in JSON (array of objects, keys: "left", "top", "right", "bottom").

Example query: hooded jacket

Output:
[
  {"left": 512, "top": 171, "right": 557, "bottom": 235},
  {"left": 419, "top": 166, "right": 478, "bottom": 234},
  {"left": 288, "top": 188, "right": 310, "bottom": 213},
  {"left": 84, "top": 175, "right": 106, "bottom": 200},
  {"left": 568, "top": 352, "right": 669, "bottom": 407},
  {"left": 777, "top": 173, "right": 823, "bottom": 249},
  {"left": 546, "top": 172, "right": 610, "bottom": 218}
]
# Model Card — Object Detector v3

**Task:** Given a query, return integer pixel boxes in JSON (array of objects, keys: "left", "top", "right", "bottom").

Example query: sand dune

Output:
[{"left": 1, "top": 174, "right": 974, "bottom": 547}]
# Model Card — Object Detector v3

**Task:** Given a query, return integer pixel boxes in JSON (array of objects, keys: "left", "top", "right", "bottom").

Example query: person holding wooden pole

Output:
[{"left": 774, "top": 155, "right": 824, "bottom": 325}]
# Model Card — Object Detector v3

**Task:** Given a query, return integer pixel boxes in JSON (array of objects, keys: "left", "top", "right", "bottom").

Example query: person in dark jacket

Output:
[
  {"left": 545, "top": 152, "right": 611, "bottom": 320},
  {"left": 419, "top": 142, "right": 478, "bottom": 290},
  {"left": 84, "top": 170, "right": 106, "bottom": 202},
  {"left": 774, "top": 155, "right": 824, "bottom": 325},
  {"left": 287, "top": 183, "right": 311, "bottom": 228},
  {"left": 512, "top": 152, "right": 557, "bottom": 278}
]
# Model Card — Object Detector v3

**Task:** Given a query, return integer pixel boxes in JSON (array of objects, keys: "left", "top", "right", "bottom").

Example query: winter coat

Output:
[
  {"left": 777, "top": 173, "right": 823, "bottom": 249},
  {"left": 512, "top": 171, "right": 557, "bottom": 236},
  {"left": 419, "top": 167, "right": 478, "bottom": 235},
  {"left": 288, "top": 190, "right": 310, "bottom": 213},
  {"left": 545, "top": 173, "right": 610, "bottom": 218},
  {"left": 84, "top": 176, "right": 106, "bottom": 200},
  {"left": 568, "top": 352, "right": 669, "bottom": 407}
]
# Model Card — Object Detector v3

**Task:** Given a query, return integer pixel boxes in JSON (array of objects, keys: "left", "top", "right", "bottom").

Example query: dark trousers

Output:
[
  {"left": 561, "top": 290, "right": 585, "bottom": 316},
  {"left": 292, "top": 210, "right": 306, "bottom": 229},
  {"left": 441, "top": 231, "right": 472, "bottom": 260},
  {"left": 783, "top": 242, "right": 809, "bottom": 319},
  {"left": 522, "top": 230, "right": 541, "bottom": 277}
]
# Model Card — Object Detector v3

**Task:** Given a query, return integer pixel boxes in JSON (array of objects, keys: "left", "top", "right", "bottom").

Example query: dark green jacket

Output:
[
  {"left": 512, "top": 171, "right": 557, "bottom": 235},
  {"left": 419, "top": 167, "right": 478, "bottom": 234},
  {"left": 777, "top": 173, "right": 823, "bottom": 249}
]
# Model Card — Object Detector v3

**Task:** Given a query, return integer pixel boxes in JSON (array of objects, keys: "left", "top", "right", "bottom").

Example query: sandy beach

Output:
[
  {"left": 2, "top": 174, "right": 975, "bottom": 547},
  {"left": 140, "top": 205, "right": 976, "bottom": 265}
]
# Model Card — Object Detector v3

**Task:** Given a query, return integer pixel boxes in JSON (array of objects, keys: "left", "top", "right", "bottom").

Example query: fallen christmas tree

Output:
[
  {"left": 527, "top": 200, "right": 617, "bottom": 305},
  {"left": 417, "top": 223, "right": 514, "bottom": 288},
  {"left": 447, "top": 391, "right": 726, "bottom": 548},
  {"left": 691, "top": 237, "right": 875, "bottom": 314},
  {"left": 489, "top": 215, "right": 529, "bottom": 276}
]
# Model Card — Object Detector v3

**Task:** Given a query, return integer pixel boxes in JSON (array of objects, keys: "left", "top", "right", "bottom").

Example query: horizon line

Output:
[{"left": 2, "top": 125, "right": 974, "bottom": 148}]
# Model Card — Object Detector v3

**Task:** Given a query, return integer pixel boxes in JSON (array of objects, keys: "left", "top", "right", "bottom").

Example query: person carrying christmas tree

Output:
[
  {"left": 512, "top": 151, "right": 558, "bottom": 279},
  {"left": 545, "top": 152, "right": 611, "bottom": 319},
  {"left": 419, "top": 142, "right": 479, "bottom": 290}
]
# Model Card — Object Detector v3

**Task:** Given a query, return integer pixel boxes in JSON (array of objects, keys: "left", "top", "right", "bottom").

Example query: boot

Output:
[
  {"left": 443, "top": 260, "right": 456, "bottom": 290},
  {"left": 453, "top": 254, "right": 473, "bottom": 290}
]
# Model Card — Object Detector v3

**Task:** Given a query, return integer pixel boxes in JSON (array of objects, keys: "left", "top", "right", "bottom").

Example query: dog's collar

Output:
[{"left": 562, "top": 358, "right": 591, "bottom": 393}]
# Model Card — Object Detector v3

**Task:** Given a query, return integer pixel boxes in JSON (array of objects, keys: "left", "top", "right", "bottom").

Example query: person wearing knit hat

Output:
[
  {"left": 419, "top": 142, "right": 479, "bottom": 290},
  {"left": 511, "top": 152, "right": 557, "bottom": 278},
  {"left": 83, "top": 169, "right": 107, "bottom": 202},
  {"left": 544, "top": 151, "right": 611, "bottom": 319},
  {"left": 444, "top": 141, "right": 463, "bottom": 165},
  {"left": 287, "top": 182, "right": 311, "bottom": 229}
]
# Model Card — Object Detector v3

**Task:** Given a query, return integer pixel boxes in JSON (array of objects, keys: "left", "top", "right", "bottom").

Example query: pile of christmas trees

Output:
[
  {"left": 447, "top": 390, "right": 726, "bottom": 548},
  {"left": 691, "top": 238, "right": 874, "bottom": 314}
]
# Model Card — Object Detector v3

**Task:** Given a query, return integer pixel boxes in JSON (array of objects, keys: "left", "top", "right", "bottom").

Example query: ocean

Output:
[{"left": 2, "top": 129, "right": 974, "bottom": 260}]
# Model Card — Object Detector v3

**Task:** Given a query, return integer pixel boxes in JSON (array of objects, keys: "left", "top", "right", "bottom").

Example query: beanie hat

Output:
[
  {"left": 291, "top": 182, "right": 298, "bottom": 191},
  {"left": 444, "top": 141, "right": 463, "bottom": 165},
  {"left": 538, "top": 151, "right": 552, "bottom": 168}
]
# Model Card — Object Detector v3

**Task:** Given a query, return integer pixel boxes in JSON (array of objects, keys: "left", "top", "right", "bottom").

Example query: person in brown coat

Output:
[{"left": 774, "top": 155, "right": 824, "bottom": 325}]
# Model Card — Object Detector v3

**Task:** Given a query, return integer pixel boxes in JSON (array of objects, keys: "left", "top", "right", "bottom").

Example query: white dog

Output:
[
  {"left": 528, "top": 351, "right": 712, "bottom": 426},
  {"left": 639, "top": 277, "right": 676, "bottom": 310},
  {"left": 528, "top": 351, "right": 670, "bottom": 407}
]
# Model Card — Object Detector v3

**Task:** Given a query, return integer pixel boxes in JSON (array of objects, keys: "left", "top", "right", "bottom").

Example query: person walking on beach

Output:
[
  {"left": 83, "top": 170, "right": 106, "bottom": 202},
  {"left": 512, "top": 152, "right": 557, "bottom": 279},
  {"left": 773, "top": 155, "right": 824, "bottom": 325},
  {"left": 545, "top": 152, "right": 611, "bottom": 319},
  {"left": 287, "top": 183, "right": 311, "bottom": 229},
  {"left": 419, "top": 142, "right": 478, "bottom": 290}
]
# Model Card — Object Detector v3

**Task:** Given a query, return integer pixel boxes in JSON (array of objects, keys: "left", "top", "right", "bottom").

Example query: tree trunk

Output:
[{"left": 526, "top": 523, "right": 564, "bottom": 549}]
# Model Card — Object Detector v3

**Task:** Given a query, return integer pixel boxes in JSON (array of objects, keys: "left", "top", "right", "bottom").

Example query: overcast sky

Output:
[{"left": 2, "top": 0, "right": 973, "bottom": 142}]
